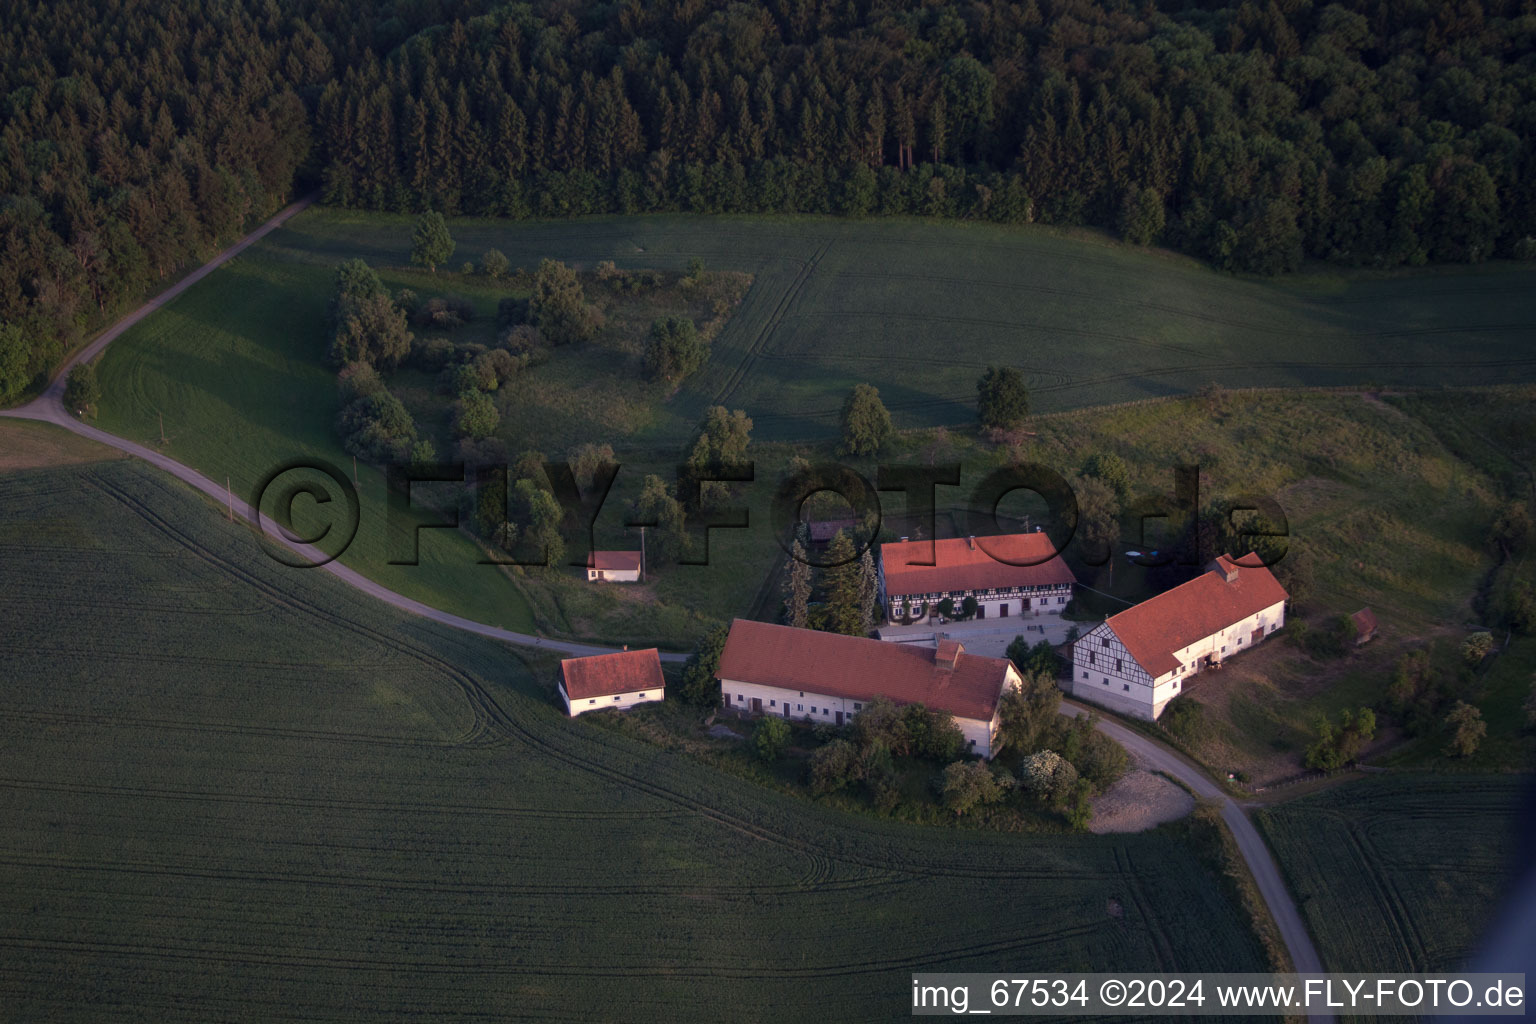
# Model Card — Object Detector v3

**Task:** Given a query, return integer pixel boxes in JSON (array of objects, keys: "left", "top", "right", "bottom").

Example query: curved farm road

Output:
[
  {"left": 0, "top": 193, "right": 681, "bottom": 663},
  {"left": 1063, "top": 699, "right": 1333, "bottom": 1016},
  {"left": 4, "top": 194, "right": 1323, "bottom": 994}
]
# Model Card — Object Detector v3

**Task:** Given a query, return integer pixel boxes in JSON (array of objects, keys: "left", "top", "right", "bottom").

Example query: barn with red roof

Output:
[
  {"left": 878, "top": 531, "right": 1077, "bottom": 625},
  {"left": 1069, "top": 554, "right": 1289, "bottom": 721},
  {"left": 557, "top": 647, "right": 665, "bottom": 716},
  {"left": 716, "top": 619, "right": 1021, "bottom": 758}
]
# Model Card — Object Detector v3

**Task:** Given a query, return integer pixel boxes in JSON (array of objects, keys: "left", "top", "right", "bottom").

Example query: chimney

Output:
[
  {"left": 936, "top": 639, "right": 963, "bottom": 669},
  {"left": 967, "top": 535, "right": 976, "bottom": 550},
  {"left": 900, "top": 536, "right": 909, "bottom": 543},
  {"left": 622, "top": 644, "right": 629, "bottom": 651}
]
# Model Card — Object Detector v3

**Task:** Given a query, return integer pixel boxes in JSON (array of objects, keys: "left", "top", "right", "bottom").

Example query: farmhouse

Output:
[
  {"left": 586, "top": 550, "right": 643, "bottom": 582},
  {"left": 878, "top": 532, "right": 1076, "bottom": 624},
  {"left": 558, "top": 647, "right": 664, "bottom": 715},
  {"left": 716, "top": 619, "right": 1021, "bottom": 758},
  {"left": 1068, "top": 554, "right": 1288, "bottom": 721}
]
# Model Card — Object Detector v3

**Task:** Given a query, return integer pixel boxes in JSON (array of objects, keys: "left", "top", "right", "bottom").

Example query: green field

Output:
[
  {"left": 89, "top": 208, "right": 1536, "bottom": 648},
  {"left": 1255, "top": 775, "right": 1530, "bottom": 974},
  {"left": 0, "top": 452, "right": 1272, "bottom": 1020}
]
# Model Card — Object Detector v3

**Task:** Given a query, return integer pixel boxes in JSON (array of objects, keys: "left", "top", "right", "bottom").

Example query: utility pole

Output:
[
  {"left": 640, "top": 525, "right": 647, "bottom": 582},
  {"left": 158, "top": 411, "right": 167, "bottom": 446},
  {"left": 352, "top": 454, "right": 358, "bottom": 486}
]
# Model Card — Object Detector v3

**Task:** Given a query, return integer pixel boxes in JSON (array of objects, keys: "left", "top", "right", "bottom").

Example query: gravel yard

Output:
[{"left": 1088, "top": 768, "right": 1196, "bottom": 834}]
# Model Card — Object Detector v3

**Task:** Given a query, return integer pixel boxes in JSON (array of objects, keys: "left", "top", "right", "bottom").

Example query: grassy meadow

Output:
[
  {"left": 88, "top": 207, "right": 1536, "bottom": 651},
  {"left": 1255, "top": 775, "right": 1531, "bottom": 974},
  {"left": 0, "top": 448, "right": 1274, "bottom": 1021}
]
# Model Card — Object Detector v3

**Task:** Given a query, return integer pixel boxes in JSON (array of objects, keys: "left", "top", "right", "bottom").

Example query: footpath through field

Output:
[{"left": 1, "top": 195, "right": 1327, "bottom": 995}]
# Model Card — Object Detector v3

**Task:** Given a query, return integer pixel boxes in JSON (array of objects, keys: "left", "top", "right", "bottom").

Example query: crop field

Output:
[
  {"left": 1255, "top": 775, "right": 1531, "bottom": 974},
  {"left": 0, "top": 456, "right": 1272, "bottom": 1021}
]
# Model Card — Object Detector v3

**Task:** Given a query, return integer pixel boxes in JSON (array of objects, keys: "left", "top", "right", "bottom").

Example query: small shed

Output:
[
  {"left": 558, "top": 648, "right": 665, "bottom": 716},
  {"left": 1350, "top": 607, "right": 1378, "bottom": 645},
  {"left": 587, "top": 550, "right": 643, "bottom": 583}
]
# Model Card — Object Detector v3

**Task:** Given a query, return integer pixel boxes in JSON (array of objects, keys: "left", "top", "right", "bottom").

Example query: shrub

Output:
[
  {"left": 977, "top": 365, "right": 1029, "bottom": 430},
  {"left": 452, "top": 390, "right": 499, "bottom": 439},
  {"left": 1305, "top": 707, "right": 1376, "bottom": 771},
  {"left": 1159, "top": 695, "right": 1209, "bottom": 745},
  {"left": 1443, "top": 701, "right": 1486, "bottom": 757},
  {"left": 410, "top": 336, "right": 456, "bottom": 372},
  {"left": 753, "top": 716, "right": 791, "bottom": 762},
  {"left": 642, "top": 315, "right": 707, "bottom": 382},
  {"left": 63, "top": 362, "right": 100, "bottom": 415},
  {"left": 335, "top": 390, "right": 417, "bottom": 464},
  {"left": 496, "top": 296, "right": 528, "bottom": 328},
  {"left": 1074, "top": 729, "right": 1130, "bottom": 791},
  {"left": 808, "top": 739, "right": 860, "bottom": 795},
  {"left": 838, "top": 384, "right": 892, "bottom": 456},
  {"left": 336, "top": 362, "right": 385, "bottom": 405},
  {"left": 1461, "top": 631, "right": 1495, "bottom": 666},
  {"left": 941, "top": 761, "right": 1009, "bottom": 817},
  {"left": 1019, "top": 749, "right": 1078, "bottom": 808},
  {"left": 473, "top": 349, "right": 522, "bottom": 390},
  {"left": 678, "top": 625, "right": 728, "bottom": 706},
  {"left": 497, "top": 323, "right": 545, "bottom": 355},
  {"left": 530, "top": 258, "right": 603, "bottom": 345},
  {"left": 481, "top": 249, "right": 509, "bottom": 279}
]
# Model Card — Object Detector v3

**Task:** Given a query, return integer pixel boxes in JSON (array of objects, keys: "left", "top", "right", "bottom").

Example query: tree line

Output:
[
  {"left": 315, "top": 0, "right": 1536, "bottom": 278},
  {"left": 7, "top": 0, "right": 1535, "bottom": 404}
]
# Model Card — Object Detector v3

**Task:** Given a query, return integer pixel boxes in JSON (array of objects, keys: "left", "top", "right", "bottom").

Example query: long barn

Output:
[{"left": 1069, "top": 554, "right": 1288, "bottom": 720}]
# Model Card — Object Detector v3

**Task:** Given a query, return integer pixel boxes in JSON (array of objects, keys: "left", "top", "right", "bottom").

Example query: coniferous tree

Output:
[
  {"left": 410, "top": 211, "right": 455, "bottom": 273},
  {"left": 782, "top": 539, "right": 811, "bottom": 628}
]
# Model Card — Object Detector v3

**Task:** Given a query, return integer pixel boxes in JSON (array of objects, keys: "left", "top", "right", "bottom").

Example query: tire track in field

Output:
[
  {"left": 74, "top": 467, "right": 866, "bottom": 890},
  {"left": 0, "top": 923, "right": 1107, "bottom": 980},
  {"left": 711, "top": 241, "right": 830, "bottom": 408},
  {"left": 0, "top": 777, "right": 684, "bottom": 821},
  {"left": 1334, "top": 817, "right": 1425, "bottom": 971},
  {"left": 83, "top": 470, "right": 502, "bottom": 749},
  {"left": 0, "top": 852, "right": 896, "bottom": 902},
  {"left": 1348, "top": 821, "right": 1432, "bottom": 971},
  {"left": 829, "top": 268, "right": 1536, "bottom": 341}
]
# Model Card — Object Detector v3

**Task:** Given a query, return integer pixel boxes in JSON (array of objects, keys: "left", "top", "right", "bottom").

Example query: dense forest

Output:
[{"left": 4, "top": 0, "right": 1535, "bottom": 400}]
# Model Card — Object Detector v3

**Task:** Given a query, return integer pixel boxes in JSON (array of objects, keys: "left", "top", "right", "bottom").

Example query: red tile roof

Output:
[
  {"left": 717, "top": 619, "right": 1015, "bottom": 722},
  {"left": 1350, "top": 607, "right": 1378, "bottom": 637},
  {"left": 588, "top": 550, "right": 642, "bottom": 572},
  {"left": 880, "top": 532, "right": 1076, "bottom": 597},
  {"left": 560, "top": 648, "right": 664, "bottom": 700},
  {"left": 1099, "top": 553, "right": 1289, "bottom": 677}
]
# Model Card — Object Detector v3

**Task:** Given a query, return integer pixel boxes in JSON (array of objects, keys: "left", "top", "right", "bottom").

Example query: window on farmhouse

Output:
[
  {"left": 639, "top": 692, "right": 646, "bottom": 698},
  {"left": 1115, "top": 658, "right": 1122, "bottom": 672},
  {"left": 796, "top": 704, "right": 803, "bottom": 711},
  {"left": 769, "top": 699, "right": 776, "bottom": 707},
  {"left": 588, "top": 699, "right": 596, "bottom": 705},
  {"left": 853, "top": 703, "right": 862, "bottom": 710},
  {"left": 1089, "top": 651, "right": 1096, "bottom": 666},
  {"left": 613, "top": 696, "right": 621, "bottom": 701},
  {"left": 736, "top": 694, "right": 743, "bottom": 702},
  {"left": 1123, "top": 684, "right": 1130, "bottom": 691}
]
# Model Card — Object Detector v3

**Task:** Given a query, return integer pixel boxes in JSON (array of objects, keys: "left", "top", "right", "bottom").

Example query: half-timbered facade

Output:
[
  {"left": 878, "top": 532, "right": 1077, "bottom": 625},
  {"left": 1069, "top": 554, "right": 1288, "bottom": 720}
]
